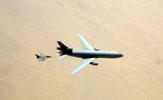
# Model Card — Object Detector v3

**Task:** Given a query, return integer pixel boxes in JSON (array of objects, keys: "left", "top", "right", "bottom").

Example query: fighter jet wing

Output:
[
  {"left": 37, "top": 58, "right": 45, "bottom": 61},
  {"left": 78, "top": 34, "right": 95, "bottom": 51},
  {"left": 70, "top": 58, "right": 95, "bottom": 75}
]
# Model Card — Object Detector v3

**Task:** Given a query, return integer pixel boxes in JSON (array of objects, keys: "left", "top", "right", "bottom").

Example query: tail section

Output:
[
  {"left": 57, "top": 41, "right": 72, "bottom": 59},
  {"left": 35, "top": 54, "right": 40, "bottom": 59},
  {"left": 57, "top": 41, "right": 68, "bottom": 50}
]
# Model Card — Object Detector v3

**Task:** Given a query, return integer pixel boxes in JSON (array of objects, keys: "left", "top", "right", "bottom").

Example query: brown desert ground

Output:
[{"left": 0, "top": 0, "right": 163, "bottom": 100}]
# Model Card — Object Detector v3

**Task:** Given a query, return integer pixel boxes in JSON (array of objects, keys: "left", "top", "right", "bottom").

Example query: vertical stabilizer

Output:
[{"left": 57, "top": 41, "right": 68, "bottom": 50}]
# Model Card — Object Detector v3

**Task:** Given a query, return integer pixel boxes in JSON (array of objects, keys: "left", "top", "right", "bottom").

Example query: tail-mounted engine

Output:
[{"left": 57, "top": 41, "right": 72, "bottom": 55}]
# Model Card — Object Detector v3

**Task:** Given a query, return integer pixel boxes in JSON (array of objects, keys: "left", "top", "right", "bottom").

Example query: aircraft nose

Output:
[
  {"left": 117, "top": 53, "right": 123, "bottom": 57},
  {"left": 119, "top": 53, "right": 124, "bottom": 57}
]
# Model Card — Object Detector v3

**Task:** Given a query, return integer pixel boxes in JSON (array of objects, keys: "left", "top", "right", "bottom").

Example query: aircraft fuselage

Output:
[
  {"left": 68, "top": 49, "right": 123, "bottom": 58},
  {"left": 56, "top": 34, "right": 124, "bottom": 74}
]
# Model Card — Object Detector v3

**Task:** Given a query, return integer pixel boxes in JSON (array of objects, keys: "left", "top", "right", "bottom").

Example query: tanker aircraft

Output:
[{"left": 57, "top": 34, "right": 123, "bottom": 75}]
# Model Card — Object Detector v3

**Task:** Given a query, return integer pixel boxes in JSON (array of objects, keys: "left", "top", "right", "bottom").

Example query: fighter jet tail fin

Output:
[{"left": 35, "top": 54, "right": 40, "bottom": 59}]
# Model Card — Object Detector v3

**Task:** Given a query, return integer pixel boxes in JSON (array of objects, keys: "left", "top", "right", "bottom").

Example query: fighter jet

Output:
[
  {"left": 35, "top": 53, "right": 52, "bottom": 61},
  {"left": 57, "top": 34, "right": 123, "bottom": 75}
]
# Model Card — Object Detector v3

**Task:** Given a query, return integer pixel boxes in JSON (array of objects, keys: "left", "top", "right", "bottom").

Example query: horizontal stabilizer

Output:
[{"left": 56, "top": 55, "right": 68, "bottom": 60}]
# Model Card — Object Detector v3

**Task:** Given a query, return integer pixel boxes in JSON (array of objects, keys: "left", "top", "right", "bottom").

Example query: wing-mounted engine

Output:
[
  {"left": 90, "top": 62, "right": 98, "bottom": 65},
  {"left": 94, "top": 48, "right": 100, "bottom": 51}
]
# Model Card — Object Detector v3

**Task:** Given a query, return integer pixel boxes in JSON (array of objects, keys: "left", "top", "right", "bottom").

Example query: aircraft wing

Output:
[
  {"left": 78, "top": 34, "right": 95, "bottom": 51},
  {"left": 70, "top": 58, "right": 95, "bottom": 75},
  {"left": 37, "top": 58, "right": 45, "bottom": 61}
]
